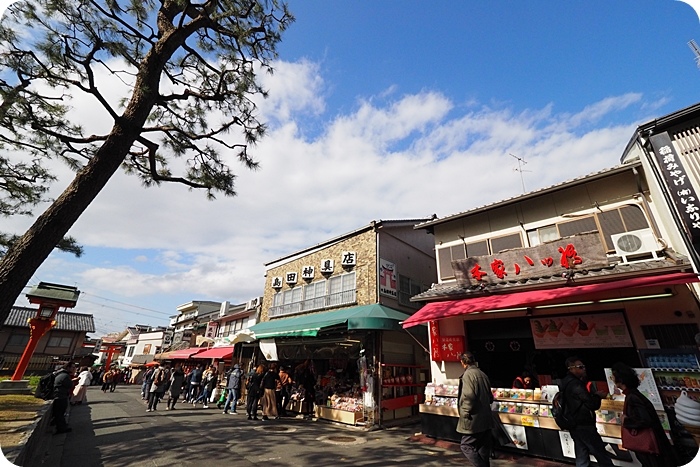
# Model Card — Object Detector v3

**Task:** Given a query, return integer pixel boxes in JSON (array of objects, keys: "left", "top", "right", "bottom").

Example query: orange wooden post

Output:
[
  {"left": 11, "top": 282, "right": 80, "bottom": 381},
  {"left": 11, "top": 318, "right": 55, "bottom": 381}
]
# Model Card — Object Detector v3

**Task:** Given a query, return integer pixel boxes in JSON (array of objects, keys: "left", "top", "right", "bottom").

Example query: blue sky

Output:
[{"left": 4, "top": 0, "right": 700, "bottom": 337}]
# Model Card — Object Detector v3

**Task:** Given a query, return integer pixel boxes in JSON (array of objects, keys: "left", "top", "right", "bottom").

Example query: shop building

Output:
[
  {"left": 403, "top": 162, "right": 700, "bottom": 465},
  {"left": 169, "top": 300, "right": 221, "bottom": 349},
  {"left": 249, "top": 219, "right": 435, "bottom": 427},
  {"left": 122, "top": 327, "right": 166, "bottom": 367},
  {"left": 183, "top": 299, "right": 260, "bottom": 372},
  {"left": 0, "top": 306, "right": 95, "bottom": 374}
]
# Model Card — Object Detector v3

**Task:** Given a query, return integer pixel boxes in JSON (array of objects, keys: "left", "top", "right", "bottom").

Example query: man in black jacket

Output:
[
  {"left": 53, "top": 362, "right": 76, "bottom": 434},
  {"left": 560, "top": 356, "right": 613, "bottom": 467}
]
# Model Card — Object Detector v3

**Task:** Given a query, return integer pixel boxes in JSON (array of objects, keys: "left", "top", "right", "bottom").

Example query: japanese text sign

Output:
[
  {"left": 650, "top": 132, "right": 700, "bottom": 251},
  {"left": 452, "top": 232, "right": 607, "bottom": 286}
]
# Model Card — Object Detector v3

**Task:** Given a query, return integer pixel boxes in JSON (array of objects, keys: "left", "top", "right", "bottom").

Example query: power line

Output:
[
  {"left": 79, "top": 298, "right": 170, "bottom": 323},
  {"left": 81, "top": 292, "right": 172, "bottom": 316},
  {"left": 21, "top": 284, "right": 173, "bottom": 317}
]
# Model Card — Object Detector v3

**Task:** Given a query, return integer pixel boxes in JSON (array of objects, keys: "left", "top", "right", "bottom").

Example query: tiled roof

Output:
[
  {"left": 415, "top": 163, "right": 641, "bottom": 230},
  {"left": 5, "top": 306, "right": 95, "bottom": 332},
  {"left": 412, "top": 253, "right": 692, "bottom": 302}
]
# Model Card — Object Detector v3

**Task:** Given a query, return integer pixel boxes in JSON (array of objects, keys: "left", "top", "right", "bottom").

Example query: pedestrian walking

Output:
[
  {"left": 559, "top": 356, "right": 614, "bottom": 467},
  {"left": 612, "top": 362, "right": 678, "bottom": 467},
  {"left": 278, "top": 366, "right": 294, "bottom": 416},
  {"left": 246, "top": 365, "right": 264, "bottom": 420},
  {"left": 72, "top": 366, "right": 93, "bottom": 405},
  {"left": 142, "top": 366, "right": 155, "bottom": 401},
  {"left": 194, "top": 365, "right": 217, "bottom": 408},
  {"left": 101, "top": 367, "right": 115, "bottom": 393},
  {"left": 261, "top": 363, "right": 280, "bottom": 420},
  {"left": 167, "top": 363, "right": 185, "bottom": 410},
  {"left": 222, "top": 363, "right": 243, "bottom": 414},
  {"left": 53, "top": 362, "right": 77, "bottom": 434},
  {"left": 188, "top": 364, "right": 204, "bottom": 403},
  {"left": 456, "top": 351, "right": 494, "bottom": 467},
  {"left": 147, "top": 363, "right": 167, "bottom": 412}
]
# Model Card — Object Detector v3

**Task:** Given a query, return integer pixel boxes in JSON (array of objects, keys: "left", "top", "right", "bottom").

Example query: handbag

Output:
[{"left": 621, "top": 426, "right": 660, "bottom": 454}]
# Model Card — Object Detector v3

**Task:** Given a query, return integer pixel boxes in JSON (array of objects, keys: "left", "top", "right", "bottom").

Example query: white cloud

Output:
[{"left": 7, "top": 57, "right": 650, "bottom": 332}]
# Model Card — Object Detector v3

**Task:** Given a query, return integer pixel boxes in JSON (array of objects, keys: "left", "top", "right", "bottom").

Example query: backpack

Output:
[
  {"left": 35, "top": 371, "right": 56, "bottom": 400},
  {"left": 552, "top": 386, "right": 578, "bottom": 431}
]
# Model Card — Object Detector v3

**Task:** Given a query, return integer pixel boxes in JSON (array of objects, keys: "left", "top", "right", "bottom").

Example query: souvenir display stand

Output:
[{"left": 418, "top": 382, "right": 668, "bottom": 466}]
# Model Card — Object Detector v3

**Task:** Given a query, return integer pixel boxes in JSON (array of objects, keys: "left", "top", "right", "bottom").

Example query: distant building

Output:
[{"left": 0, "top": 306, "right": 95, "bottom": 374}]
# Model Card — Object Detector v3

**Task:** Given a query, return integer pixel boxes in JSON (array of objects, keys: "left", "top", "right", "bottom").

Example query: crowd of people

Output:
[
  {"left": 457, "top": 352, "right": 680, "bottom": 467},
  {"left": 47, "top": 358, "right": 321, "bottom": 436},
  {"left": 133, "top": 359, "right": 319, "bottom": 422}
]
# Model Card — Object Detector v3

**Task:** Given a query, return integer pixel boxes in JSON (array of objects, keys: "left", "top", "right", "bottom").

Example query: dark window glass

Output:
[
  {"left": 490, "top": 233, "right": 522, "bottom": 254},
  {"left": 557, "top": 216, "right": 597, "bottom": 237}
]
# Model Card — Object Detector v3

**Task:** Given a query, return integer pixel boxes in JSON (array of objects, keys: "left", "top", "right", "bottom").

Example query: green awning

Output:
[{"left": 249, "top": 304, "right": 411, "bottom": 339}]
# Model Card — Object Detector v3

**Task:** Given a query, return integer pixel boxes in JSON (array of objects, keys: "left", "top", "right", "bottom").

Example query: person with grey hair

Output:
[
  {"left": 457, "top": 352, "right": 494, "bottom": 467},
  {"left": 53, "top": 361, "right": 77, "bottom": 434}
]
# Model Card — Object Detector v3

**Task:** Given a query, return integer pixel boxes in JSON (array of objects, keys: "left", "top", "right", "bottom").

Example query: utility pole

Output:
[{"left": 510, "top": 153, "right": 531, "bottom": 194}]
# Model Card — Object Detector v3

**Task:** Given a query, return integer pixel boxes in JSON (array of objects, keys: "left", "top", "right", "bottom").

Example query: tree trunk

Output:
[{"left": 0, "top": 125, "right": 138, "bottom": 323}]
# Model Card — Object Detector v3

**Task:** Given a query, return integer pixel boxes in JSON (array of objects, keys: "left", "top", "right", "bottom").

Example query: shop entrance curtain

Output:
[
  {"left": 249, "top": 304, "right": 411, "bottom": 339},
  {"left": 401, "top": 271, "right": 700, "bottom": 328}
]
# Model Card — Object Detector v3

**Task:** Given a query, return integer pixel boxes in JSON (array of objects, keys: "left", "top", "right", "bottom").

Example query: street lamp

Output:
[{"left": 11, "top": 282, "right": 80, "bottom": 382}]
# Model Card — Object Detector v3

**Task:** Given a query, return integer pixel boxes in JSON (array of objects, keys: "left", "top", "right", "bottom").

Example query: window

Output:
[
  {"left": 527, "top": 225, "right": 558, "bottom": 247},
  {"left": 437, "top": 244, "right": 465, "bottom": 280},
  {"left": 398, "top": 275, "right": 424, "bottom": 309},
  {"left": 269, "top": 272, "right": 356, "bottom": 317},
  {"left": 555, "top": 205, "right": 649, "bottom": 252},
  {"left": 7, "top": 334, "right": 29, "bottom": 347},
  {"left": 557, "top": 216, "right": 598, "bottom": 237},
  {"left": 47, "top": 336, "right": 73, "bottom": 348},
  {"left": 466, "top": 240, "right": 489, "bottom": 257},
  {"left": 143, "top": 344, "right": 152, "bottom": 354},
  {"left": 128, "top": 347, "right": 135, "bottom": 357},
  {"left": 302, "top": 279, "right": 327, "bottom": 311},
  {"left": 490, "top": 233, "right": 522, "bottom": 254},
  {"left": 328, "top": 272, "right": 356, "bottom": 307}
]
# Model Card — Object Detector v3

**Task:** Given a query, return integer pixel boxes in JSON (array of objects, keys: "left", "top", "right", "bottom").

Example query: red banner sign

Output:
[
  {"left": 429, "top": 321, "right": 442, "bottom": 361},
  {"left": 439, "top": 336, "right": 465, "bottom": 362}
]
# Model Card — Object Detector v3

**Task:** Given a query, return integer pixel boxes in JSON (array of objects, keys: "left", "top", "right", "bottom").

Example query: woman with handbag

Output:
[{"left": 612, "top": 362, "right": 678, "bottom": 466}]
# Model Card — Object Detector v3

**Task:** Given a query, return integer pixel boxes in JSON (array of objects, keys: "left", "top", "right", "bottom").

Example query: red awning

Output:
[
  {"left": 193, "top": 346, "right": 235, "bottom": 360},
  {"left": 402, "top": 272, "right": 700, "bottom": 328},
  {"left": 164, "top": 348, "right": 207, "bottom": 359}
]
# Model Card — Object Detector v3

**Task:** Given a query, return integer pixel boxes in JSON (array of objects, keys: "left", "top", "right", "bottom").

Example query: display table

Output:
[
  {"left": 315, "top": 406, "right": 364, "bottom": 425},
  {"left": 420, "top": 384, "right": 639, "bottom": 465}
]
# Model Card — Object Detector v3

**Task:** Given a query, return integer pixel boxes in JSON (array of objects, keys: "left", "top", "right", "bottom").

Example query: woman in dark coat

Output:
[
  {"left": 260, "top": 363, "right": 280, "bottom": 420},
  {"left": 245, "top": 365, "right": 265, "bottom": 420},
  {"left": 612, "top": 362, "right": 677, "bottom": 467}
]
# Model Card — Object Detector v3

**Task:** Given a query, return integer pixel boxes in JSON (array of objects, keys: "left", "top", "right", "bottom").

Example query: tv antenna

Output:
[
  {"left": 510, "top": 153, "right": 531, "bottom": 193},
  {"left": 688, "top": 39, "right": 700, "bottom": 68}
]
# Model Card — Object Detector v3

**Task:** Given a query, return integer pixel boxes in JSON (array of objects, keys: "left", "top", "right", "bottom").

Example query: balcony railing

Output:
[{"left": 268, "top": 289, "right": 357, "bottom": 318}]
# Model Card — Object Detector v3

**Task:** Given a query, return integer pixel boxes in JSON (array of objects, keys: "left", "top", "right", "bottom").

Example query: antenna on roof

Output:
[
  {"left": 688, "top": 40, "right": 700, "bottom": 68},
  {"left": 510, "top": 153, "right": 531, "bottom": 194}
]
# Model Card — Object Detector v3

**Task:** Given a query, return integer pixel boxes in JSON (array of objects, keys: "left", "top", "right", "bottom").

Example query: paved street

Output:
[{"left": 29, "top": 385, "right": 565, "bottom": 467}]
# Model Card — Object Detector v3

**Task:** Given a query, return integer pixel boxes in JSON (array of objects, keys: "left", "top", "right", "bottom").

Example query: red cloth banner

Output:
[{"left": 429, "top": 321, "right": 442, "bottom": 361}]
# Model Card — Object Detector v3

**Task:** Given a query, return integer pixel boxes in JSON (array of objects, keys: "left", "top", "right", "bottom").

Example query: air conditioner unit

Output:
[
  {"left": 610, "top": 229, "right": 660, "bottom": 262},
  {"left": 246, "top": 297, "right": 261, "bottom": 310}
]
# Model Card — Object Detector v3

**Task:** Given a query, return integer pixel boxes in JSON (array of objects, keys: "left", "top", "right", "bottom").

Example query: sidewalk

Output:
[{"left": 27, "top": 385, "right": 567, "bottom": 467}]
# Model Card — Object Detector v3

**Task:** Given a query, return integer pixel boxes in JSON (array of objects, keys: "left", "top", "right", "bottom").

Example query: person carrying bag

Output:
[{"left": 612, "top": 362, "right": 678, "bottom": 466}]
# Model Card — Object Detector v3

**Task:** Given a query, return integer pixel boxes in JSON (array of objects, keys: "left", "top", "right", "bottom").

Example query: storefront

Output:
[
  {"left": 404, "top": 265, "right": 700, "bottom": 464},
  {"left": 249, "top": 304, "right": 427, "bottom": 427}
]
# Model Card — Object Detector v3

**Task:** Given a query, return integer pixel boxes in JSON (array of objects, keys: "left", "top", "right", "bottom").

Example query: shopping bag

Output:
[{"left": 621, "top": 426, "right": 660, "bottom": 454}]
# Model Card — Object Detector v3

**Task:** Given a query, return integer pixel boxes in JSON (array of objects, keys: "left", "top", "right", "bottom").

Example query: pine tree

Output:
[{"left": 0, "top": 0, "right": 293, "bottom": 324}]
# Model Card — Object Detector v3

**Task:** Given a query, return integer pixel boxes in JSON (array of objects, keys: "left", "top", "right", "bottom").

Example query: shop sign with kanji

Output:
[
  {"left": 429, "top": 321, "right": 442, "bottom": 361},
  {"left": 452, "top": 231, "right": 608, "bottom": 286},
  {"left": 439, "top": 336, "right": 464, "bottom": 362},
  {"left": 650, "top": 132, "right": 700, "bottom": 250}
]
